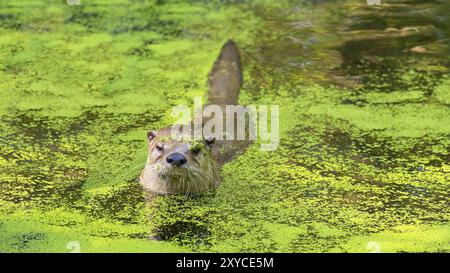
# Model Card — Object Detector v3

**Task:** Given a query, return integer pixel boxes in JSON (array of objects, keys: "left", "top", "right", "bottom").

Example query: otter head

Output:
[{"left": 140, "top": 130, "right": 220, "bottom": 195}]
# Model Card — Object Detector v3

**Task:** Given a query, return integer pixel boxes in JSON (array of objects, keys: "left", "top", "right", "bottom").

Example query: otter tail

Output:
[{"left": 207, "top": 40, "right": 243, "bottom": 106}]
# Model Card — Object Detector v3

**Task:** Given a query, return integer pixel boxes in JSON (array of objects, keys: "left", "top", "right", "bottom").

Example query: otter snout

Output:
[{"left": 166, "top": 152, "right": 187, "bottom": 166}]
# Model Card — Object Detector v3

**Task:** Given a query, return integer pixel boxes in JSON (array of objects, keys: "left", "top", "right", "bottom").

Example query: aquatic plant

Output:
[{"left": 0, "top": 0, "right": 449, "bottom": 252}]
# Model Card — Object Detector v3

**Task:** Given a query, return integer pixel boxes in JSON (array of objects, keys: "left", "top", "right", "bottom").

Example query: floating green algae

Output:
[
  {"left": 0, "top": 0, "right": 260, "bottom": 252},
  {"left": 0, "top": 206, "right": 185, "bottom": 253},
  {"left": 146, "top": 0, "right": 450, "bottom": 253},
  {"left": 1, "top": 0, "right": 449, "bottom": 253}
]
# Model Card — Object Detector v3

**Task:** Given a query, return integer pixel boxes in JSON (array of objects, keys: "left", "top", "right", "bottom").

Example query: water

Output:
[
  {"left": 0, "top": 0, "right": 449, "bottom": 252},
  {"left": 151, "top": 0, "right": 450, "bottom": 252}
]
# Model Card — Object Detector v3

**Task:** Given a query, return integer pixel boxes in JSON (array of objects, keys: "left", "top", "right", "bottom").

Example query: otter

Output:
[{"left": 139, "top": 40, "right": 249, "bottom": 195}]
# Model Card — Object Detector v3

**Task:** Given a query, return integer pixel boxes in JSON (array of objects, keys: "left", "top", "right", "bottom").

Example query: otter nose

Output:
[{"left": 166, "top": 152, "right": 187, "bottom": 166}]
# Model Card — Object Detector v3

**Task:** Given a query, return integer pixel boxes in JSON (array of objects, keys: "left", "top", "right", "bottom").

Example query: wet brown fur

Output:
[{"left": 140, "top": 40, "right": 250, "bottom": 195}]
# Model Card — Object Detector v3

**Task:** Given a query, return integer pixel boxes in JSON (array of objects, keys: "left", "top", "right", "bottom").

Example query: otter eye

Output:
[
  {"left": 205, "top": 136, "right": 215, "bottom": 148},
  {"left": 191, "top": 147, "right": 201, "bottom": 156},
  {"left": 155, "top": 143, "right": 164, "bottom": 152}
]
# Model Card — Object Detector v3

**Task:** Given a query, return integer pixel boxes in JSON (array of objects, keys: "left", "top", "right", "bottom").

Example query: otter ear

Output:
[
  {"left": 147, "top": 130, "right": 157, "bottom": 142},
  {"left": 205, "top": 136, "right": 215, "bottom": 147}
]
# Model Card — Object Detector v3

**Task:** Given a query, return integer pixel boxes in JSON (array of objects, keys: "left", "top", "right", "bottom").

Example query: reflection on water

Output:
[
  {"left": 0, "top": 0, "right": 449, "bottom": 252},
  {"left": 150, "top": 0, "right": 450, "bottom": 251},
  {"left": 249, "top": 0, "right": 449, "bottom": 90},
  {"left": 339, "top": 0, "right": 450, "bottom": 93}
]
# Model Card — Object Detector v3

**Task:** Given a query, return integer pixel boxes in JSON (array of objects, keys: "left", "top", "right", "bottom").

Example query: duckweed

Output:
[{"left": 0, "top": 0, "right": 449, "bottom": 252}]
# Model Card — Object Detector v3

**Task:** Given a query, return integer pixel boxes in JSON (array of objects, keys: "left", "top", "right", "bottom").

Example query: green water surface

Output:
[{"left": 0, "top": 0, "right": 449, "bottom": 252}]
